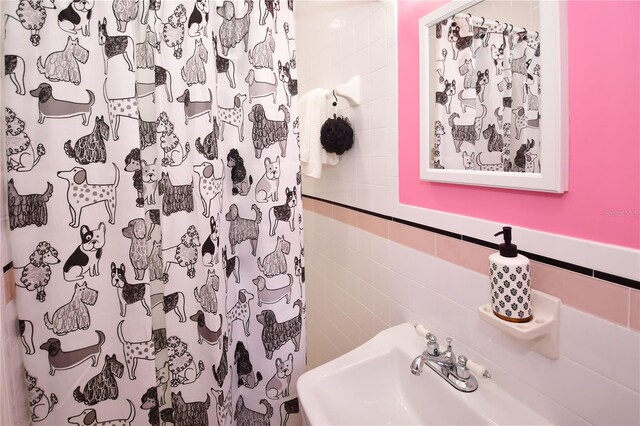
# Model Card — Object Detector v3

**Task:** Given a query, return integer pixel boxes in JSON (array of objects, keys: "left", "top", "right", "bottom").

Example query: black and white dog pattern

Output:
[
  {"left": 434, "top": 16, "right": 541, "bottom": 172},
  {"left": 4, "top": 1, "right": 304, "bottom": 424}
]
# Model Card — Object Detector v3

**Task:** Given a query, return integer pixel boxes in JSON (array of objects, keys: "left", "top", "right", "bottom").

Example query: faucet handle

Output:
[
  {"left": 456, "top": 355, "right": 471, "bottom": 379},
  {"left": 426, "top": 334, "right": 439, "bottom": 356}
]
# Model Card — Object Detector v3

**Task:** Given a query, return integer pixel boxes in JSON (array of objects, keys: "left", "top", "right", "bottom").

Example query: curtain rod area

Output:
[{"left": 453, "top": 13, "right": 539, "bottom": 38}]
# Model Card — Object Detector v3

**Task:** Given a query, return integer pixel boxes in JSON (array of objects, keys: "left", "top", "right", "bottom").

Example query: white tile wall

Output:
[
  {"left": 303, "top": 209, "right": 640, "bottom": 425},
  {"left": 295, "top": 4, "right": 640, "bottom": 423}
]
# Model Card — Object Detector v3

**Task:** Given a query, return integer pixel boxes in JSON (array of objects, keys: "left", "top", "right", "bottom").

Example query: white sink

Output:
[{"left": 297, "top": 323, "right": 550, "bottom": 425}]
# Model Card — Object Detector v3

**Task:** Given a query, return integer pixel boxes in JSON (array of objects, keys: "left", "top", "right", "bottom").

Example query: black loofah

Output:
[{"left": 320, "top": 116, "right": 354, "bottom": 155}]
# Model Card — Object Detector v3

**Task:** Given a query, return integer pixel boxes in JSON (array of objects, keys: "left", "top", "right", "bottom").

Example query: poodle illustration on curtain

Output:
[
  {"left": 3, "top": 0, "right": 304, "bottom": 424},
  {"left": 432, "top": 15, "right": 541, "bottom": 173}
]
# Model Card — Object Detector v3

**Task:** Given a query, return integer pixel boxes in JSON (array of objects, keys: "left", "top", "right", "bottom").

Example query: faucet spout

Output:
[{"left": 410, "top": 355, "right": 425, "bottom": 376}]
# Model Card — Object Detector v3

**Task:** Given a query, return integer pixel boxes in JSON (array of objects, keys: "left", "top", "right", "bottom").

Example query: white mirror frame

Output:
[{"left": 419, "top": 0, "right": 568, "bottom": 193}]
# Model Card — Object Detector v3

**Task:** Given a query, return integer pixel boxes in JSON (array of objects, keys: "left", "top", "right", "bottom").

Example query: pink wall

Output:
[{"left": 398, "top": 1, "right": 640, "bottom": 249}]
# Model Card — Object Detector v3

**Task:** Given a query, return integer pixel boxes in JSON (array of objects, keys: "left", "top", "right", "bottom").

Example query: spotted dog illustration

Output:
[
  {"left": 116, "top": 320, "right": 155, "bottom": 380},
  {"left": 194, "top": 161, "right": 224, "bottom": 217},
  {"left": 64, "top": 115, "right": 109, "bottom": 164},
  {"left": 136, "top": 65, "right": 173, "bottom": 103},
  {"left": 227, "top": 148, "right": 253, "bottom": 196},
  {"left": 483, "top": 124, "right": 503, "bottom": 152},
  {"left": 256, "top": 299, "right": 303, "bottom": 359},
  {"left": 5, "top": 107, "right": 45, "bottom": 172},
  {"left": 161, "top": 4, "right": 188, "bottom": 58},
  {"left": 219, "top": 93, "right": 246, "bottom": 140},
  {"left": 5, "top": 54, "right": 26, "bottom": 95},
  {"left": 195, "top": 123, "right": 219, "bottom": 160},
  {"left": 40, "top": 330, "right": 105, "bottom": 375},
  {"left": 172, "top": 392, "right": 210, "bottom": 426},
  {"left": 188, "top": 0, "right": 209, "bottom": 37},
  {"left": 475, "top": 152, "right": 503, "bottom": 172},
  {"left": 447, "top": 21, "right": 472, "bottom": 60},
  {"left": 435, "top": 79, "right": 456, "bottom": 114},
  {"left": 449, "top": 104, "right": 487, "bottom": 153},
  {"left": 223, "top": 246, "right": 240, "bottom": 284},
  {"left": 44, "top": 282, "right": 98, "bottom": 335},
  {"left": 227, "top": 289, "right": 254, "bottom": 343},
  {"left": 162, "top": 225, "right": 199, "bottom": 280},
  {"left": 111, "top": 262, "right": 151, "bottom": 316},
  {"left": 73, "top": 354, "right": 124, "bottom": 406},
  {"left": 98, "top": 18, "right": 134, "bottom": 73},
  {"left": 15, "top": 241, "right": 59, "bottom": 302},
  {"left": 235, "top": 341, "right": 263, "bottom": 388},
  {"left": 30, "top": 83, "right": 95, "bottom": 125},
  {"left": 7, "top": 179, "right": 53, "bottom": 230},
  {"left": 226, "top": 204, "right": 261, "bottom": 255},
  {"left": 212, "top": 33, "right": 236, "bottom": 88},
  {"left": 103, "top": 79, "right": 138, "bottom": 140},
  {"left": 235, "top": 396, "right": 272, "bottom": 426},
  {"left": 490, "top": 44, "right": 505, "bottom": 75},
  {"left": 249, "top": 27, "right": 276, "bottom": 70},
  {"left": 67, "top": 399, "right": 135, "bottom": 426},
  {"left": 278, "top": 60, "right": 297, "bottom": 107},
  {"left": 158, "top": 172, "right": 194, "bottom": 216},
  {"left": 201, "top": 215, "right": 221, "bottom": 266},
  {"left": 18, "top": 319, "right": 35, "bottom": 354},
  {"left": 255, "top": 156, "right": 280, "bottom": 202},
  {"left": 253, "top": 274, "right": 295, "bottom": 306},
  {"left": 6, "top": 0, "right": 56, "bottom": 46},
  {"left": 166, "top": 336, "right": 205, "bottom": 386},
  {"left": 216, "top": 0, "right": 253, "bottom": 55},
  {"left": 268, "top": 187, "right": 297, "bottom": 236},
  {"left": 112, "top": 0, "right": 138, "bottom": 32},
  {"left": 257, "top": 235, "right": 290, "bottom": 277},
  {"left": 212, "top": 335, "right": 229, "bottom": 386},
  {"left": 176, "top": 88, "right": 213, "bottom": 124},
  {"left": 63, "top": 222, "right": 106, "bottom": 282},
  {"left": 191, "top": 311, "right": 223, "bottom": 347},
  {"left": 511, "top": 107, "right": 529, "bottom": 140},
  {"left": 57, "top": 163, "right": 119, "bottom": 227},
  {"left": 266, "top": 353, "right": 293, "bottom": 399},
  {"left": 249, "top": 104, "right": 289, "bottom": 158},
  {"left": 194, "top": 269, "right": 219, "bottom": 313},
  {"left": 182, "top": 38, "right": 208, "bottom": 86},
  {"left": 157, "top": 112, "right": 190, "bottom": 167},
  {"left": 25, "top": 370, "right": 58, "bottom": 422},
  {"left": 37, "top": 36, "right": 89, "bottom": 85}
]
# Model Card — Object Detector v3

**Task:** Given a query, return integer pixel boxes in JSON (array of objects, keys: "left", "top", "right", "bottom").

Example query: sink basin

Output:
[{"left": 297, "top": 323, "right": 550, "bottom": 425}]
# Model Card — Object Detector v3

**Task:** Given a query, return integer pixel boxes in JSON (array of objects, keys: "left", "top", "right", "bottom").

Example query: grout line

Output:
[{"left": 302, "top": 194, "right": 640, "bottom": 291}]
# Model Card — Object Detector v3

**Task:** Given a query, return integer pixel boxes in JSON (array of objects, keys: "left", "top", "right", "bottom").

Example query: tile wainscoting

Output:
[{"left": 302, "top": 197, "right": 640, "bottom": 425}]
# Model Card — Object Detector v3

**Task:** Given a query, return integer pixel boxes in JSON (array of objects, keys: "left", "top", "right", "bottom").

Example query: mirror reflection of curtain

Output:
[{"left": 433, "top": 16, "right": 541, "bottom": 173}]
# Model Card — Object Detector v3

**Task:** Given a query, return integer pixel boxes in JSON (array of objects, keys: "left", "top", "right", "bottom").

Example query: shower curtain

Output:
[
  {"left": 3, "top": 0, "right": 303, "bottom": 424},
  {"left": 433, "top": 15, "right": 541, "bottom": 173}
]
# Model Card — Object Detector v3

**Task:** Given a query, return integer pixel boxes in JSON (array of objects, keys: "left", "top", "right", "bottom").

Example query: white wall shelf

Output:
[{"left": 478, "top": 290, "right": 561, "bottom": 359}]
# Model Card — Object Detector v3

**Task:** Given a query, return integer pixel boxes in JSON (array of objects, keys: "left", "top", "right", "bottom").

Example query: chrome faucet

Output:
[{"left": 410, "top": 335, "right": 478, "bottom": 392}]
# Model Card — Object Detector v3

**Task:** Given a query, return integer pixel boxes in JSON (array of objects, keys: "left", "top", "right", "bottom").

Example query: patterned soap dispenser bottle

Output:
[{"left": 489, "top": 227, "right": 532, "bottom": 323}]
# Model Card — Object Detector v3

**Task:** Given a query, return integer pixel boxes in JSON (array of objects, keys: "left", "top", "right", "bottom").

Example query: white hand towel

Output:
[{"left": 299, "top": 88, "right": 340, "bottom": 178}]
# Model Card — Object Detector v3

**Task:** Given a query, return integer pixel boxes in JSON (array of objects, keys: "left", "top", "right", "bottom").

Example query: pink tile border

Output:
[
  {"left": 389, "top": 221, "right": 436, "bottom": 255},
  {"left": 435, "top": 234, "right": 494, "bottom": 275},
  {"left": 631, "top": 291, "right": 640, "bottom": 331},
  {"left": 531, "top": 262, "right": 630, "bottom": 327},
  {"left": 304, "top": 197, "right": 636, "bottom": 330}
]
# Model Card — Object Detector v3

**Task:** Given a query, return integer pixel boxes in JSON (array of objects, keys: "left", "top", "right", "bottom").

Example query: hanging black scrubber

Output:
[{"left": 320, "top": 91, "right": 354, "bottom": 156}]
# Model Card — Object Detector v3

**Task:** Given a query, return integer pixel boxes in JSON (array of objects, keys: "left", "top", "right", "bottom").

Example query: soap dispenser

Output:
[{"left": 489, "top": 227, "right": 532, "bottom": 323}]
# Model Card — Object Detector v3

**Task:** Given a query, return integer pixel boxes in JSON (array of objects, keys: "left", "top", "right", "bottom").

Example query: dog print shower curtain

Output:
[
  {"left": 3, "top": 0, "right": 303, "bottom": 424},
  {"left": 432, "top": 15, "right": 541, "bottom": 173}
]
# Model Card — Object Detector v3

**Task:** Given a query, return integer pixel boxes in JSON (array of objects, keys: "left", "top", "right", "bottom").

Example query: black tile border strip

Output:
[
  {"left": 302, "top": 194, "right": 640, "bottom": 291},
  {"left": 3, "top": 262, "right": 13, "bottom": 273}
]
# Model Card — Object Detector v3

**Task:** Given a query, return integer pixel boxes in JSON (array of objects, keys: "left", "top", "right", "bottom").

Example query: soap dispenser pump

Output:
[{"left": 489, "top": 227, "right": 532, "bottom": 323}]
